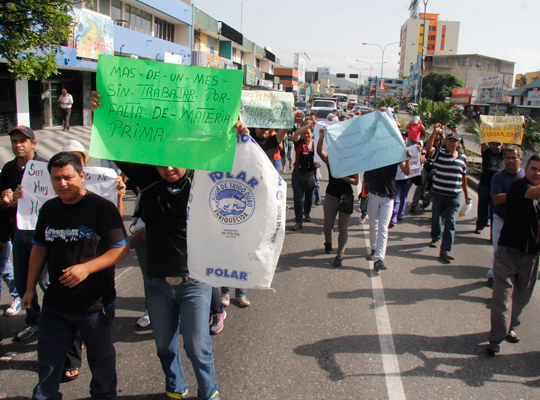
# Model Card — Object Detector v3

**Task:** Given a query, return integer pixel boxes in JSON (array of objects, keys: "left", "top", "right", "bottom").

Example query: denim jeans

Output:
[
  {"left": 368, "top": 193, "right": 394, "bottom": 262},
  {"left": 13, "top": 228, "right": 49, "bottom": 327},
  {"left": 144, "top": 278, "right": 218, "bottom": 399},
  {"left": 291, "top": 171, "right": 314, "bottom": 224},
  {"left": 33, "top": 305, "right": 117, "bottom": 400},
  {"left": 273, "top": 159, "right": 281, "bottom": 171},
  {"left": 221, "top": 287, "right": 246, "bottom": 298},
  {"left": 431, "top": 192, "right": 461, "bottom": 254},
  {"left": 391, "top": 182, "right": 413, "bottom": 223},
  {"left": 476, "top": 183, "right": 493, "bottom": 231},
  {"left": 0, "top": 241, "right": 19, "bottom": 299}
]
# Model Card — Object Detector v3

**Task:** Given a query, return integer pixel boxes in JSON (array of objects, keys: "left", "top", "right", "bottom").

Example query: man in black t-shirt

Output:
[
  {"left": 249, "top": 127, "right": 289, "bottom": 162},
  {"left": 21, "top": 152, "right": 129, "bottom": 399},
  {"left": 487, "top": 154, "right": 540, "bottom": 356},
  {"left": 476, "top": 141, "right": 504, "bottom": 235}
]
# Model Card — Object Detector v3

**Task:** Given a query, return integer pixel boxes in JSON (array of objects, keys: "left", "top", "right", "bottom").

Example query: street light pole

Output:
[
  {"left": 362, "top": 41, "right": 402, "bottom": 100},
  {"left": 349, "top": 66, "right": 367, "bottom": 97},
  {"left": 356, "top": 60, "right": 386, "bottom": 105},
  {"left": 417, "top": 0, "right": 429, "bottom": 103}
]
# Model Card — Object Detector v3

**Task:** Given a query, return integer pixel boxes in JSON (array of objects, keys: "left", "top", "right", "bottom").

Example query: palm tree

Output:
[{"left": 409, "top": 0, "right": 420, "bottom": 18}]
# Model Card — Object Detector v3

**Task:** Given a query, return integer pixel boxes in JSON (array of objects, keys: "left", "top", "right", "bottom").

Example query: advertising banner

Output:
[{"left": 71, "top": 9, "right": 114, "bottom": 60}]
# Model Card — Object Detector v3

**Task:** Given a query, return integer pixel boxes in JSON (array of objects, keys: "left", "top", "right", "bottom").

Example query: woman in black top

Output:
[
  {"left": 291, "top": 118, "right": 320, "bottom": 230},
  {"left": 317, "top": 128, "right": 359, "bottom": 266}
]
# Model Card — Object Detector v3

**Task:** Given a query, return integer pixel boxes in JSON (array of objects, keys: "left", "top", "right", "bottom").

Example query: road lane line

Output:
[
  {"left": 363, "top": 234, "right": 406, "bottom": 400},
  {"left": 115, "top": 266, "right": 133, "bottom": 287}
]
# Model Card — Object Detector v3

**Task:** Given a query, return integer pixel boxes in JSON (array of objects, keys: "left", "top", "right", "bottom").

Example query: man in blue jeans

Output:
[
  {"left": 21, "top": 152, "right": 129, "bottom": 399},
  {"left": 0, "top": 126, "right": 48, "bottom": 341},
  {"left": 424, "top": 123, "right": 470, "bottom": 262}
]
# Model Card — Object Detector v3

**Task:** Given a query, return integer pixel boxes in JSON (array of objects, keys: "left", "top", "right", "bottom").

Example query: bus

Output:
[{"left": 332, "top": 93, "right": 348, "bottom": 109}]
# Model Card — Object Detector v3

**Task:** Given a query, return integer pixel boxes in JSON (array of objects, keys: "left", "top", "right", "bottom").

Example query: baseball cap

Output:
[
  {"left": 446, "top": 132, "right": 462, "bottom": 141},
  {"left": 9, "top": 125, "right": 36, "bottom": 141},
  {"left": 61, "top": 140, "right": 90, "bottom": 163}
]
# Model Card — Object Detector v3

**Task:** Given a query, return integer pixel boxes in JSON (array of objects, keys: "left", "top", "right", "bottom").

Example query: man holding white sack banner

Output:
[{"left": 187, "top": 133, "right": 286, "bottom": 289}]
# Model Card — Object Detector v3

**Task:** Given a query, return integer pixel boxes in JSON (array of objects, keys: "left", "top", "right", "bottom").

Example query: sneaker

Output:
[
  {"left": 410, "top": 206, "right": 416, "bottom": 213},
  {"left": 486, "top": 342, "right": 500, "bottom": 356},
  {"left": 486, "top": 277, "right": 494, "bottom": 289},
  {"left": 324, "top": 242, "right": 332, "bottom": 254},
  {"left": 439, "top": 253, "right": 455, "bottom": 262},
  {"left": 388, "top": 221, "right": 396, "bottom": 229},
  {"left": 374, "top": 259, "right": 387, "bottom": 270},
  {"left": 314, "top": 198, "right": 320, "bottom": 206},
  {"left": 13, "top": 325, "right": 38, "bottom": 342},
  {"left": 474, "top": 229, "right": 482, "bottom": 234},
  {"left": 236, "top": 296, "right": 251, "bottom": 307},
  {"left": 366, "top": 249, "right": 375, "bottom": 261},
  {"left": 221, "top": 293, "right": 230, "bottom": 307},
  {"left": 5, "top": 297, "right": 21, "bottom": 316},
  {"left": 428, "top": 240, "right": 440, "bottom": 248},
  {"left": 136, "top": 311, "right": 151, "bottom": 328},
  {"left": 292, "top": 223, "right": 303, "bottom": 231},
  {"left": 359, "top": 215, "right": 366, "bottom": 224},
  {"left": 210, "top": 311, "right": 226, "bottom": 335},
  {"left": 333, "top": 255, "right": 342, "bottom": 267},
  {"left": 209, "top": 391, "right": 220, "bottom": 400},
  {"left": 167, "top": 390, "right": 188, "bottom": 399},
  {"left": 304, "top": 214, "right": 311, "bottom": 222},
  {"left": 505, "top": 330, "right": 520, "bottom": 343}
]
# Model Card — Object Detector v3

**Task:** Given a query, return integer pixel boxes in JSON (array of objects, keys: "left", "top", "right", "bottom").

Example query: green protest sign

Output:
[{"left": 89, "top": 55, "right": 244, "bottom": 171}]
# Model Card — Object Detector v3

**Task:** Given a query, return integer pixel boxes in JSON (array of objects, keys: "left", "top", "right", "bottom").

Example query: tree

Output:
[
  {"left": 0, "top": 1, "right": 78, "bottom": 80},
  {"left": 421, "top": 72, "right": 463, "bottom": 102},
  {"left": 377, "top": 97, "right": 399, "bottom": 109},
  {"left": 407, "top": 99, "right": 464, "bottom": 128}
]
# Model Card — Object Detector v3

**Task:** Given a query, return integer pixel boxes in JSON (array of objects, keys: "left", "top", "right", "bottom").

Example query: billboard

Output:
[
  {"left": 70, "top": 9, "right": 114, "bottom": 60},
  {"left": 294, "top": 53, "right": 307, "bottom": 83},
  {"left": 244, "top": 65, "right": 258, "bottom": 86},
  {"left": 452, "top": 87, "right": 474, "bottom": 96},
  {"left": 317, "top": 67, "right": 330, "bottom": 76}
]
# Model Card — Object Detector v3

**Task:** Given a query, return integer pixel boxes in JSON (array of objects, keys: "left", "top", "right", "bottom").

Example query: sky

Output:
[{"left": 194, "top": 0, "right": 540, "bottom": 85}]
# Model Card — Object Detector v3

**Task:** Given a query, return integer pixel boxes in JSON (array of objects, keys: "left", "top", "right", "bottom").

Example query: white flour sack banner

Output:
[{"left": 187, "top": 133, "right": 286, "bottom": 289}]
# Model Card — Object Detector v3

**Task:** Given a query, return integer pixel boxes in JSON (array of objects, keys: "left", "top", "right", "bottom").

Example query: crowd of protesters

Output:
[{"left": 0, "top": 94, "right": 539, "bottom": 399}]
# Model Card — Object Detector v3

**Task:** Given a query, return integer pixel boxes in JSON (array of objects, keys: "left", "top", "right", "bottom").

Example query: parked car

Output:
[
  {"left": 408, "top": 102, "right": 419, "bottom": 112},
  {"left": 295, "top": 101, "right": 307, "bottom": 114},
  {"left": 308, "top": 99, "right": 339, "bottom": 119},
  {"left": 347, "top": 99, "right": 357, "bottom": 110},
  {"left": 354, "top": 105, "right": 375, "bottom": 115}
]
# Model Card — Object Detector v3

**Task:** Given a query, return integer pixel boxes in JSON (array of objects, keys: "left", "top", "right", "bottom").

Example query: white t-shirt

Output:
[{"left": 58, "top": 94, "right": 73, "bottom": 109}]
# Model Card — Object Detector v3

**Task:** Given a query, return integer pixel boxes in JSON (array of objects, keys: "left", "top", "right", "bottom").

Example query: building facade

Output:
[
  {"left": 399, "top": 13, "right": 459, "bottom": 79},
  {"left": 515, "top": 71, "right": 540, "bottom": 88},
  {"left": 1, "top": 0, "right": 193, "bottom": 134}
]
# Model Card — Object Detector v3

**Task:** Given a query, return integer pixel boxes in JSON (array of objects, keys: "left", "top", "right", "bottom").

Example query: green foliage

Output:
[
  {"left": 466, "top": 118, "right": 540, "bottom": 155},
  {"left": 407, "top": 99, "right": 464, "bottom": 128},
  {"left": 0, "top": 1, "right": 79, "bottom": 80},
  {"left": 422, "top": 72, "right": 463, "bottom": 102},
  {"left": 377, "top": 97, "right": 399, "bottom": 109}
]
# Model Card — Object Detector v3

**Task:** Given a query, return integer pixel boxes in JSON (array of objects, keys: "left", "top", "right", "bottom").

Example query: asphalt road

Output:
[{"left": 1, "top": 125, "right": 540, "bottom": 399}]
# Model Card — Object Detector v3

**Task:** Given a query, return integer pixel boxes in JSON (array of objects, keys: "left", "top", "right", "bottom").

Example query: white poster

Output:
[
  {"left": 187, "top": 134, "right": 286, "bottom": 289},
  {"left": 395, "top": 145, "right": 422, "bottom": 180},
  {"left": 17, "top": 161, "right": 118, "bottom": 230},
  {"left": 314, "top": 120, "right": 339, "bottom": 164}
]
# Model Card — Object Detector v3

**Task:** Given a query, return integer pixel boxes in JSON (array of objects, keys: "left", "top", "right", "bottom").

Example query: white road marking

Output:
[
  {"left": 115, "top": 267, "right": 133, "bottom": 287},
  {"left": 363, "top": 234, "right": 406, "bottom": 400}
]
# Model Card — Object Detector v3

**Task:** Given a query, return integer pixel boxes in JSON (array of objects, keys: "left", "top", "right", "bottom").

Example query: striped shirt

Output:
[{"left": 431, "top": 147, "right": 467, "bottom": 196}]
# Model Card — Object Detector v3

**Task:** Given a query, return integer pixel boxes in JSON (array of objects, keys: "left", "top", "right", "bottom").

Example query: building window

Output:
[
  {"left": 427, "top": 44, "right": 435, "bottom": 50},
  {"left": 83, "top": 0, "right": 109, "bottom": 16},
  {"left": 441, "top": 44, "right": 444, "bottom": 50},
  {"left": 154, "top": 17, "right": 175, "bottom": 42},
  {"left": 256, "top": 58, "right": 261, "bottom": 69},
  {"left": 111, "top": 0, "right": 121, "bottom": 21},
  {"left": 125, "top": 4, "right": 152, "bottom": 35},
  {"left": 428, "top": 35, "right": 436, "bottom": 40},
  {"left": 429, "top": 26, "right": 436, "bottom": 31}
]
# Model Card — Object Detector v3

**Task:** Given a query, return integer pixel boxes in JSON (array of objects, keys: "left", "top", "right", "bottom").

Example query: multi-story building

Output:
[
  {"left": 399, "top": 13, "right": 459, "bottom": 79},
  {"left": 1, "top": 0, "right": 193, "bottom": 133},
  {"left": 192, "top": 8, "right": 280, "bottom": 90},
  {"left": 515, "top": 71, "right": 540, "bottom": 88}
]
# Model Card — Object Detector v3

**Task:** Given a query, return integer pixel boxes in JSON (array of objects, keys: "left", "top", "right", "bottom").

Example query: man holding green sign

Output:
[{"left": 90, "top": 55, "right": 252, "bottom": 400}]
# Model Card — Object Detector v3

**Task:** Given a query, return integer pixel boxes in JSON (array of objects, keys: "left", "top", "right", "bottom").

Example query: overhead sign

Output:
[
  {"left": 240, "top": 91, "right": 294, "bottom": 129},
  {"left": 317, "top": 67, "right": 330, "bottom": 76},
  {"left": 527, "top": 91, "right": 540, "bottom": 101},
  {"left": 479, "top": 115, "right": 525, "bottom": 145},
  {"left": 17, "top": 161, "right": 118, "bottom": 230},
  {"left": 90, "top": 55, "right": 243, "bottom": 172},
  {"left": 452, "top": 87, "right": 474, "bottom": 96},
  {"left": 324, "top": 110, "right": 407, "bottom": 178}
]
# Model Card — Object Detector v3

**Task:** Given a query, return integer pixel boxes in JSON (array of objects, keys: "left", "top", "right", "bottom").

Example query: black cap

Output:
[
  {"left": 446, "top": 131, "right": 461, "bottom": 141},
  {"left": 9, "top": 126, "right": 36, "bottom": 141}
]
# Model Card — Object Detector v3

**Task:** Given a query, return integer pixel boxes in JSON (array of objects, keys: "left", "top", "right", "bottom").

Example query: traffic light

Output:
[
  {"left": 395, "top": 80, "right": 403, "bottom": 84},
  {"left": 384, "top": 80, "right": 392, "bottom": 84},
  {"left": 350, "top": 74, "right": 358, "bottom": 78},
  {"left": 336, "top": 73, "right": 345, "bottom": 78}
]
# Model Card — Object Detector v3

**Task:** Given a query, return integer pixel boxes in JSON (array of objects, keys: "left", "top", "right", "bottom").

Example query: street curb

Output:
[{"left": 467, "top": 173, "right": 479, "bottom": 192}]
